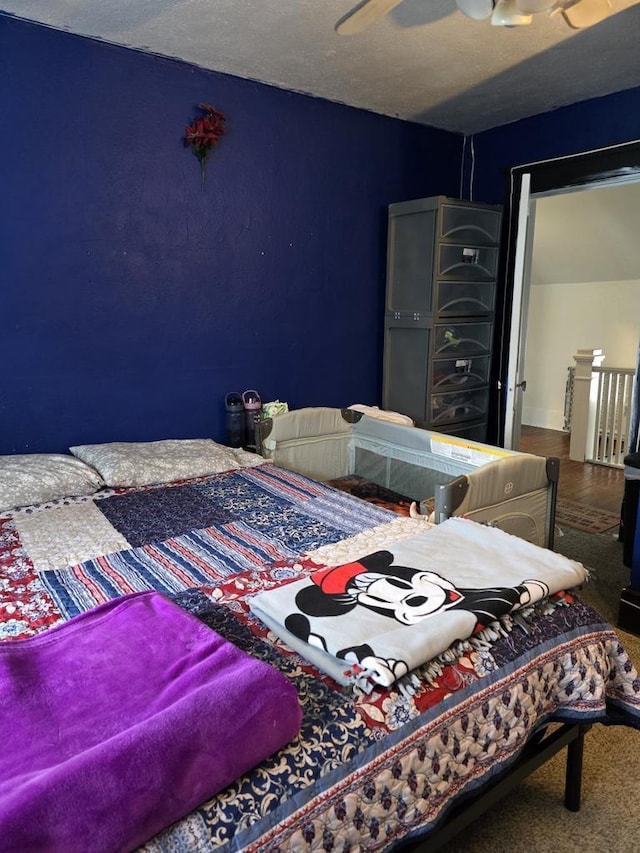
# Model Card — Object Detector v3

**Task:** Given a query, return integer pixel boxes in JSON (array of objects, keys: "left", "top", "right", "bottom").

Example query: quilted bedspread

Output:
[
  {"left": 0, "top": 464, "right": 418, "bottom": 638},
  {"left": 141, "top": 586, "right": 640, "bottom": 852},
  {"left": 1, "top": 463, "right": 640, "bottom": 851}
]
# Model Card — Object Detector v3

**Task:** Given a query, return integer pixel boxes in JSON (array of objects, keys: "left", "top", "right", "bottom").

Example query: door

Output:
[
  {"left": 503, "top": 174, "right": 535, "bottom": 449},
  {"left": 494, "top": 140, "right": 640, "bottom": 450}
]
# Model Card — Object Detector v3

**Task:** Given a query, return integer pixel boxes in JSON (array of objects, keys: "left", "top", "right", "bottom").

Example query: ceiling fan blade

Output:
[
  {"left": 556, "top": 0, "right": 612, "bottom": 28},
  {"left": 335, "top": 0, "right": 406, "bottom": 35},
  {"left": 456, "top": 0, "right": 495, "bottom": 20},
  {"left": 491, "top": 0, "right": 534, "bottom": 24}
]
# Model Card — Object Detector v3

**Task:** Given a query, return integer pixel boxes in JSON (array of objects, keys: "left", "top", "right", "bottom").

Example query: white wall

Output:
[
  {"left": 521, "top": 184, "right": 640, "bottom": 432},
  {"left": 523, "top": 280, "right": 640, "bottom": 430}
]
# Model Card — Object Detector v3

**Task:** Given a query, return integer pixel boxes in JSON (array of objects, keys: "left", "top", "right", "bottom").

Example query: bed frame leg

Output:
[{"left": 564, "top": 724, "right": 589, "bottom": 811}]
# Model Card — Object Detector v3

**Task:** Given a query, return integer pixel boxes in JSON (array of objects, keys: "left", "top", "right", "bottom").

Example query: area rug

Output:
[
  {"left": 553, "top": 526, "right": 628, "bottom": 630},
  {"left": 555, "top": 498, "right": 620, "bottom": 534}
]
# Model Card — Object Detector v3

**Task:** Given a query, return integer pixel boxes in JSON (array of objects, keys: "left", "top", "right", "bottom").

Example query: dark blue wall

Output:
[
  {"left": 468, "top": 85, "right": 640, "bottom": 443},
  {"left": 472, "top": 86, "right": 640, "bottom": 205},
  {"left": 4, "top": 14, "right": 640, "bottom": 456},
  {"left": 0, "top": 14, "right": 462, "bottom": 454}
]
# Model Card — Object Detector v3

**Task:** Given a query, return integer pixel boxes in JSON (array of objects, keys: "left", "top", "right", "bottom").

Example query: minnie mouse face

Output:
[
  {"left": 352, "top": 570, "right": 460, "bottom": 626},
  {"left": 287, "top": 550, "right": 550, "bottom": 674},
  {"left": 296, "top": 551, "right": 463, "bottom": 626}
]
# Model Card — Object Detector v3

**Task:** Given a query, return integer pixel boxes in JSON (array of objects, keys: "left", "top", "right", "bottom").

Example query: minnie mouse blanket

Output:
[{"left": 250, "top": 518, "right": 587, "bottom": 691}]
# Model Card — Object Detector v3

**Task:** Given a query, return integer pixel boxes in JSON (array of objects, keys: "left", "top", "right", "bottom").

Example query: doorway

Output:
[
  {"left": 491, "top": 139, "right": 640, "bottom": 451},
  {"left": 521, "top": 183, "right": 640, "bottom": 437}
]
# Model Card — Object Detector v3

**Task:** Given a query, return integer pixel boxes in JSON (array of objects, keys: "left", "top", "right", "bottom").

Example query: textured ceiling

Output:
[{"left": 2, "top": 0, "right": 640, "bottom": 134}]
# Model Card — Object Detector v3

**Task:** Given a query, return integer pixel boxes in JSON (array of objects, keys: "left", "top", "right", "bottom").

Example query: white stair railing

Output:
[
  {"left": 567, "top": 350, "right": 635, "bottom": 469},
  {"left": 588, "top": 366, "right": 635, "bottom": 467}
]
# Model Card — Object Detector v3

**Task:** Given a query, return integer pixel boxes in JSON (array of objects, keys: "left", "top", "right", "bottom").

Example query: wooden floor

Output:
[{"left": 518, "top": 425, "right": 625, "bottom": 515}]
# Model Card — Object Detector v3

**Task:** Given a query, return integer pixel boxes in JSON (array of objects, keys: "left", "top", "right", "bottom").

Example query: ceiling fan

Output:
[{"left": 335, "top": 0, "right": 614, "bottom": 34}]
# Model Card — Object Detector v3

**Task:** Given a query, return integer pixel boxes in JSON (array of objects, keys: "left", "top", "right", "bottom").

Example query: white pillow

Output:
[
  {"left": 68, "top": 439, "right": 245, "bottom": 488},
  {"left": 0, "top": 454, "right": 105, "bottom": 512}
]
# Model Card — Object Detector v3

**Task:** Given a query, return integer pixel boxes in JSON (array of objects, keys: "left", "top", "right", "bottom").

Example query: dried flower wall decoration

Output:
[{"left": 184, "top": 103, "right": 226, "bottom": 189}]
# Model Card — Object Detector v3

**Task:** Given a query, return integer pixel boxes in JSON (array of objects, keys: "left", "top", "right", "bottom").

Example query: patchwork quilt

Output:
[
  {"left": 1, "top": 462, "right": 640, "bottom": 852},
  {"left": 142, "top": 587, "right": 640, "bottom": 853},
  {"left": 1, "top": 464, "right": 418, "bottom": 635}
]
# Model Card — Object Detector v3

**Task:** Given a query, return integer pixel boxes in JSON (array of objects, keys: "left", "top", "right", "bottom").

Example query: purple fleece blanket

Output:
[{"left": 0, "top": 591, "right": 302, "bottom": 852}]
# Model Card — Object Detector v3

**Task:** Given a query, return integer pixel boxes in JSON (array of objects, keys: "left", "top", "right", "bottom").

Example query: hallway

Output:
[{"left": 518, "top": 425, "right": 624, "bottom": 516}]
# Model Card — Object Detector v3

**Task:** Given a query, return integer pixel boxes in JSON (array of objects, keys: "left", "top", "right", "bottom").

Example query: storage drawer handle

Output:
[
  {"left": 440, "top": 261, "right": 494, "bottom": 278},
  {"left": 437, "top": 336, "right": 488, "bottom": 354},
  {"left": 433, "top": 404, "right": 484, "bottom": 423},
  {"left": 433, "top": 372, "right": 485, "bottom": 388},
  {"left": 438, "top": 296, "right": 491, "bottom": 313}
]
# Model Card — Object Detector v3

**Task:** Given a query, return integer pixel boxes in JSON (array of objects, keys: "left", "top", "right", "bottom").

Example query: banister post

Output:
[{"left": 569, "top": 349, "right": 605, "bottom": 462}]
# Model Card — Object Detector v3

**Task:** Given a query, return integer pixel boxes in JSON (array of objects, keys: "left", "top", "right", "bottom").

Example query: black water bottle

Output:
[
  {"left": 225, "top": 392, "right": 244, "bottom": 448},
  {"left": 242, "top": 390, "right": 262, "bottom": 452}
]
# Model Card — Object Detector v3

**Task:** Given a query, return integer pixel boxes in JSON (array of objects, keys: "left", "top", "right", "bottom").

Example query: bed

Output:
[{"left": 0, "top": 438, "right": 639, "bottom": 852}]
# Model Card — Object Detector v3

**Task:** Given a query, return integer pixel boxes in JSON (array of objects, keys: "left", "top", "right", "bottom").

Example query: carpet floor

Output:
[
  {"left": 554, "top": 525, "right": 628, "bottom": 625},
  {"left": 445, "top": 524, "right": 640, "bottom": 853}
]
